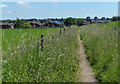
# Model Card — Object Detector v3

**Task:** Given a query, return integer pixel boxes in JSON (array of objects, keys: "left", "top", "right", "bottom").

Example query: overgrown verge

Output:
[
  {"left": 0, "top": 29, "right": 2, "bottom": 83},
  {"left": 79, "top": 22, "right": 118, "bottom": 83},
  {"left": 2, "top": 27, "right": 79, "bottom": 82}
]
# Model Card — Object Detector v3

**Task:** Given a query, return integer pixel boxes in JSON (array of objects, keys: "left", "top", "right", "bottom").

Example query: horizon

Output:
[
  {"left": 1, "top": 2, "right": 118, "bottom": 20},
  {"left": 1, "top": 16, "right": 113, "bottom": 20}
]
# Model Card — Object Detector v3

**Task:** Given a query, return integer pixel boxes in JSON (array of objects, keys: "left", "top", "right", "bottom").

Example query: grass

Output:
[
  {"left": 2, "top": 28, "right": 58, "bottom": 51},
  {"left": 2, "top": 27, "right": 79, "bottom": 82},
  {"left": 0, "top": 29, "right": 2, "bottom": 84},
  {"left": 79, "top": 21, "right": 118, "bottom": 83}
]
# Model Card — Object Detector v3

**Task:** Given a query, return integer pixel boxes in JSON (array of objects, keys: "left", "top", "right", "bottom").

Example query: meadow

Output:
[
  {"left": 2, "top": 27, "right": 79, "bottom": 82},
  {"left": 2, "top": 28, "right": 58, "bottom": 51},
  {"left": 79, "top": 21, "right": 118, "bottom": 83},
  {"left": 2, "top": 21, "right": 119, "bottom": 83},
  {"left": 0, "top": 29, "right": 2, "bottom": 83}
]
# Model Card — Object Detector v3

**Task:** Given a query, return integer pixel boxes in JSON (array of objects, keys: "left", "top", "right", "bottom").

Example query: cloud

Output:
[
  {"left": 17, "top": 2, "right": 25, "bottom": 5},
  {"left": 52, "top": 0, "right": 58, "bottom": 5},
  {"left": 52, "top": 2, "right": 58, "bottom": 5},
  {"left": 17, "top": 2, "right": 33, "bottom": 8},
  {"left": 0, "top": 4, "right": 8, "bottom": 8},
  {"left": 6, "top": 10, "right": 12, "bottom": 14}
]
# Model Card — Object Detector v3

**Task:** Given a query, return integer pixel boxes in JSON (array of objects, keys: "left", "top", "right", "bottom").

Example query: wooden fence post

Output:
[
  {"left": 52, "top": 35, "right": 54, "bottom": 40},
  {"left": 41, "top": 35, "right": 44, "bottom": 51},
  {"left": 60, "top": 29, "right": 62, "bottom": 34},
  {"left": 37, "top": 41, "right": 40, "bottom": 55},
  {"left": 64, "top": 28, "right": 65, "bottom": 31},
  {"left": 67, "top": 28, "right": 68, "bottom": 31}
]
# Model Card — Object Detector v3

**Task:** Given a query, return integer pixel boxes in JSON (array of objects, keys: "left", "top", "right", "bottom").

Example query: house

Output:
[
  {"left": 85, "top": 17, "right": 92, "bottom": 24},
  {"left": 106, "top": 18, "right": 111, "bottom": 22},
  {"left": 86, "top": 17, "right": 111, "bottom": 24},
  {"left": 95, "top": 17, "right": 107, "bottom": 24},
  {"left": 93, "top": 17, "right": 98, "bottom": 24},
  {"left": 83, "top": 20, "right": 91, "bottom": 25},
  {"left": 54, "top": 21, "right": 64, "bottom": 27},
  {"left": 44, "top": 21, "right": 64, "bottom": 28},
  {"left": 86, "top": 17, "right": 91, "bottom": 21},
  {"left": 30, "top": 22, "right": 45, "bottom": 27},
  {"left": 0, "top": 23, "right": 14, "bottom": 29},
  {"left": 101, "top": 17, "right": 106, "bottom": 21}
]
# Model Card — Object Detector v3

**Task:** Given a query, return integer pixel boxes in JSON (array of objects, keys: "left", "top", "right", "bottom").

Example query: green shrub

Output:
[{"left": 23, "top": 22, "right": 32, "bottom": 28}]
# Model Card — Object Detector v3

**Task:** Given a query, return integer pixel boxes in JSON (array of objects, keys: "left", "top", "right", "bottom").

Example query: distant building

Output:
[
  {"left": 86, "top": 17, "right": 91, "bottom": 21},
  {"left": 30, "top": 22, "right": 45, "bottom": 27},
  {"left": 94, "top": 17, "right": 98, "bottom": 20},
  {"left": 106, "top": 18, "right": 111, "bottom": 22},
  {"left": 0, "top": 23, "right": 14, "bottom": 29},
  {"left": 100, "top": 17, "right": 107, "bottom": 23},
  {"left": 101, "top": 17, "right": 105, "bottom": 20},
  {"left": 44, "top": 21, "right": 64, "bottom": 28},
  {"left": 101, "top": 17, "right": 106, "bottom": 21},
  {"left": 83, "top": 16, "right": 112, "bottom": 25},
  {"left": 84, "top": 17, "right": 92, "bottom": 24},
  {"left": 92, "top": 17, "right": 98, "bottom": 24},
  {"left": 83, "top": 20, "right": 91, "bottom": 25}
]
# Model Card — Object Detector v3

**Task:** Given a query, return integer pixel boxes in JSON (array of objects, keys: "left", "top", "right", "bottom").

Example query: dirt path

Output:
[{"left": 77, "top": 30, "right": 97, "bottom": 82}]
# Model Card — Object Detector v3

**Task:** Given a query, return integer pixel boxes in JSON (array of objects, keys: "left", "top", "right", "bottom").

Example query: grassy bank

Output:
[
  {"left": 79, "top": 22, "right": 118, "bottom": 83},
  {"left": 2, "top": 27, "right": 79, "bottom": 82}
]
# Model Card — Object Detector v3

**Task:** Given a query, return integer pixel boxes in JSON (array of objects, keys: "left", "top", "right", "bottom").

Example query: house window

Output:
[{"left": 34, "top": 25, "right": 36, "bottom": 27}]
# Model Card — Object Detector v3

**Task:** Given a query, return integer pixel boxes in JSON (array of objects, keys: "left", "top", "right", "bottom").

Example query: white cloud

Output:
[
  {"left": 0, "top": 4, "right": 8, "bottom": 8},
  {"left": 6, "top": 10, "right": 12, "bottom": 14},
  {"left": 51, "top": 0, "right": 58, "bottom": 4},
  {"left": 17, "top": 2, "right": 33, "bottom": 8},
  {"left": 17, "top": 2, "right": 25, "bottom": 5},
  {"left": 52, "top": 2, "right": 58, "bottom": 5}
]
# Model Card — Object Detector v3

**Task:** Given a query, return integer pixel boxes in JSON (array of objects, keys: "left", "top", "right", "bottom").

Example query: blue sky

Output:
[{"left": 1, "top": 2, "right": 118, "bottom": 20}]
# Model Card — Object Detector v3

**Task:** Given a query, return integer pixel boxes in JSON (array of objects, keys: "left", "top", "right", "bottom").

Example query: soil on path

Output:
[{"left": 77, "top": 30, "right": 97, "bottom": 82}]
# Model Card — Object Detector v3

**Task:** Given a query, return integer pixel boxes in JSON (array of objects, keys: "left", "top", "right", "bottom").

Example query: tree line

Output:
[
  {"left": 1, "top": 17, "right": 85, "bottom": 28},
  {"left": 1, "top": 16, "right": 120, "bottom": 28},
  {"left": 111, "top": 16, "right": 120, "bottom": 21},
  {"left": 64, "top": 17, "right": 84, "bottom": 27}
]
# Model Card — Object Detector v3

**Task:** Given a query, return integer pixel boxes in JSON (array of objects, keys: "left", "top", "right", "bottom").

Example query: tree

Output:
[
  {"left": 76, "top": 18, "right": 84, "bottom": 26},
  {"left": 112, "top": 16, "right": 120, "bottom": 21},
  {"left": 14, "top": 18, "right": 24, "bottom": 28},
  {"left": 64, "top": 17, "right": 76, "bottom": 27},
  {"left": 56, "top": 18, "right": 58, "bottom": 21},
  {"left": 23, "top": 22, "right": 32, "bottom": 28},
  {"left": 39, "top": 20, "right": 44, "bottom": 23}
]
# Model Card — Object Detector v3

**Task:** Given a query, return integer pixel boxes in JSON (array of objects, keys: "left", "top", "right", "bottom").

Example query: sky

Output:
[{"left": 0, "top": 2, "right": 118, "bottom": 20}]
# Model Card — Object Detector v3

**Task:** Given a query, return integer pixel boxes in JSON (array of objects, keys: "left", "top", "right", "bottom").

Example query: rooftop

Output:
[{"left": 0, "top": 23, "right": 14, "bottom": 25}]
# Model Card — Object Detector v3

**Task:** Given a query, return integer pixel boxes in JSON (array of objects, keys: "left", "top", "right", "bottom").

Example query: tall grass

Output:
[
  {"left": 79, "top": 22, "right": 118, "bottom": 83},
  {"left": 2, "top": 28, "right": 58, "bottom": 51},
  {"left": 2, "top": 27, "right": 79, "bottom": 82},
  {"left": 0, "top": 29, "right": 2, "bottom": 83}
]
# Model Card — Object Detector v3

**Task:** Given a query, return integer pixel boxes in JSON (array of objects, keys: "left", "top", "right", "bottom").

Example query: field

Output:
[
  {"left": 2, "top": 21, "right": 119, "bottom": 83},
  {"left": 2, "top": 28, "right": 58, "bottom": 51},
  {"left": 0, "top": 29, "right": 2, "bottom": 83},
  {"left": 2, "top": 27, "right": 79, "bottom": 82},
  {"left": 79, "top": 21, "right": 118, "bottom": 83}
]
